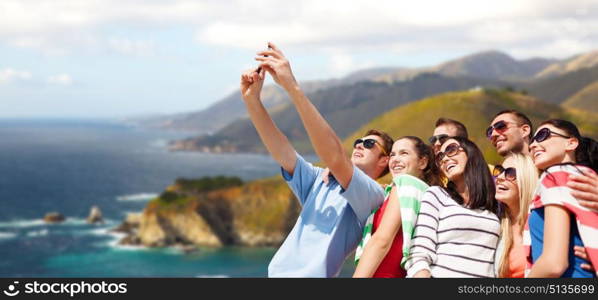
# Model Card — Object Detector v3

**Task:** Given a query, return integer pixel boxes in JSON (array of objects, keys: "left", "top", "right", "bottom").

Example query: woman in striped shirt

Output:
[
  {"left": 353, "top": 136, "right": 441, "bottom": 278},
  {"left": 405, "top": 137, "right": 500, "bottom": 278},
  {"left": 526, "top": 119, "right": 598, "bottom": 277}
]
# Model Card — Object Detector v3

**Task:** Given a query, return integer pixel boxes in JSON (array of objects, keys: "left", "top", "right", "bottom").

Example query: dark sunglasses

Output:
[
  {"left": 486, "top": 120, "right": 515, "bottom": 138},
  {"left": 493, "top": 165, "right": 517, "bottom": 181},
  {"left": 353, "top": 138, "right": 388, "bottom": 156},
  {"left": 435, "top": 142, "right": 463, "bottom": 166},
  {"left": 531, "top": 127, "right": 571, "bottom": 144},
  {"left": 428, "top": 134, "right": 449, "bottom": 145}
]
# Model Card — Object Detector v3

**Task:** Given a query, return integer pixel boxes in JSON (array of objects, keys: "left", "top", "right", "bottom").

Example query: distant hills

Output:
[
  {"left": 563, "top": 80, "right": 598, "bottom": 113},
  {"left": 131, "top": 48, "right": 598, "bottom": 154},
  {"left": 343, "top": 89, "right": 598, "bottom": 166},
  {"left": 535, "top": 50, "right": 598, "bottom": 78},
  {"left": 374, "top": 51, "right": 556, "bottom": 82}
]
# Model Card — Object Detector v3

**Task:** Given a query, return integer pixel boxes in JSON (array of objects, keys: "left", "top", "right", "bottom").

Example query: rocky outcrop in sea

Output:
[{"left": 113, "top": 176, "right": 299, "bottom": 248}]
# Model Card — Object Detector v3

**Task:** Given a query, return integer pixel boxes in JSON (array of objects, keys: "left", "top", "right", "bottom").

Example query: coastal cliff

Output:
[{"left": 116, "top": 176, "right": 300, "bottom": 248}]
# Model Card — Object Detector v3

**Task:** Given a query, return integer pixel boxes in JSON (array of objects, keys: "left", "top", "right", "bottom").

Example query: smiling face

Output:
[
  {"left": 388, "top": 138, "right": 426, "bottom": 178},
  {"left": 529, "top": 124, "right": 578, "bottom": 170},
  {"left": 437, "top": 138, "right": 467, "bottom": 182},
  {"left": 489, "top": 113, "right": 528, "bottom": 156},
  {"left": 495, "top": 156, "right": 519, "bottom": 208},
  {"left": 351, "top": 134, "right": 388, "bottom": 175}
]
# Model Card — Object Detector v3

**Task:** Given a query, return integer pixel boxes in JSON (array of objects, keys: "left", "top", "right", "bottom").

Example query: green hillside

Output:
[
  {"left": 562, "top": 80, "right": 598, "bottom": 113},
  {"left": 343, "top": 89, "right": 598, "bottom": 166}
]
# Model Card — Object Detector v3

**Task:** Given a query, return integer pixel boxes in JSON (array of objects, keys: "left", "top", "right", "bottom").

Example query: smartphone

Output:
[{"left": 256, "top": 44, "right": 272, "bottom": 74}]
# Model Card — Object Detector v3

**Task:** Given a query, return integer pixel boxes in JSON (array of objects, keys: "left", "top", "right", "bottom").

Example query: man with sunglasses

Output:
[
  {"left": 487, "top": 110, "right": 533, "bottom": 157},
  {"left": 241, "top": 42, "right": 392, "bottom": 277},
  {"left": 429, "top": 118, "right": 469, "bottom": 154}
]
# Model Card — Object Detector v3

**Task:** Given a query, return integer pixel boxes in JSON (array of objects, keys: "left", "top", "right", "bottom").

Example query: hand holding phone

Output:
[{"left": 256, "top": 44, "right": 272, "bottom": 74}]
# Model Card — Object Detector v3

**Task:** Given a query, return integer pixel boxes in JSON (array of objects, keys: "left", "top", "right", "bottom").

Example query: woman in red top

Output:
[{"left": 353, "top": 136, "right": 440, "bottom": 278}]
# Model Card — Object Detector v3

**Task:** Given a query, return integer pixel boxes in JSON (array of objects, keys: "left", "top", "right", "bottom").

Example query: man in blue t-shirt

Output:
[{"left": 240, "top": 42, "right": 393, "bottom": 277}]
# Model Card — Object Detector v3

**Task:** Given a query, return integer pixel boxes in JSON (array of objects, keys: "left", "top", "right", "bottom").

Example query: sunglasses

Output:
[
  {"left": 428, "top": 134, "right": 449, "bottom": 145},
  {"left": 435, "top": 142, "right": 463, "bottom": 166},
  {"left": 531, "top": 127, "right": 571, "bottom": 144},
  {"left": 492, "top": 165, "right": 517, "bottom": 181},
  {"left": 353, "top": 138, "right": 388, "bottom": 156},
  {"left": 486, "top": 120, "right": 518, "bottom": 139}
]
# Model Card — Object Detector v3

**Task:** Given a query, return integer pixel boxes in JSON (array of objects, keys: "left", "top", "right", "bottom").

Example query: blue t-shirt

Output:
[
  {"left": 529, "top": 207, "right": 596, "bottom": 278},
  {"left": 267, "top": 153, "right": 385, "bottom": 277}
]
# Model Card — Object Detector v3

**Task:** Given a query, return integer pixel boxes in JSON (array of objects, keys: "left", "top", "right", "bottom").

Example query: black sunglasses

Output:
[
  {"left": 531, "top": 127, "right": 571, "bottom": 143},
  {"left": 435, "top": 142, "right": 463, "bottom": 166},
  {"left": 428, "top": 134, "right": 449, "bottom": 145},
  {"left": 353, "top": 138, "right": 388, "bottom": 155},
  {"left": 493, "top": 165, "right": 517, "bottom": 181},
  {"left": 486, "top": 120, "right": 517, "bottom": 138}
]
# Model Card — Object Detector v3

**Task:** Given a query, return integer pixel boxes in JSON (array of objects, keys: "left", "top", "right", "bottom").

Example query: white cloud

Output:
[
  {"left": 0, "top": 0, "right": 597, "bottom": 60},
  {"left": 195, "top": 0, "right": 598, "bottom": 59},
  {"left": 108, "top": 38, "right": 155, "bottom": 57},
  {"left": 47, "top": 74, "right": 73, "bottom": 86},
  {"left": 0, "top": 68, "right": 32, "bottom": 84}
]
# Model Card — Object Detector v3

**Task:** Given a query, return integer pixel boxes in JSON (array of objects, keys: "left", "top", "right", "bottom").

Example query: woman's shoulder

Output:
[
  {"left": 393, "top": 174, "right": 429, "bottom": 189},
  {"left": 423, "top": 186, "right": 449, "bottom": 200},
  {"left": 541, "top": 164, "right": 596, "bottom": 187},
  {"left": 544, "top": 163, "right": 595, "bottom": 175}
]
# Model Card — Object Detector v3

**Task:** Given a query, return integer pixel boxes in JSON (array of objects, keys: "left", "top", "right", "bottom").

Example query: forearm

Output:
[
  {"left": 413, "top": 269, "right": 431, "bottom": 278},
  {"left": 528, "top": 205, "right": 570, "bottom": 278},
  {"left": 527, "top": 256, "right": 567, "bottom": 278},
  {"left": 353, "top": 237, "right": 392, "bottom": 277},
  {"left": 243, "top": 97, "right": 296, "bottom": 173},
  {"left": 285, "top": 85, "right": 350, "bottom": 177}
]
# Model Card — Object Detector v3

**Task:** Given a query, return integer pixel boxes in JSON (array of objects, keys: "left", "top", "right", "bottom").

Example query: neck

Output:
[
  {"left": 563, "top": 153, "right": 576, "bottom": 165},
  {"left": 520, "top": 143, "right": 530, "bottom": 156},
  {"left": 359, "top": 164, "right": 380, "bottom": 180},
  {"left": 454, "top": 179, "right": 469, "bottom": 204},
  {"left": 506, "top": 201, "right": 520, "bottom": 223}
]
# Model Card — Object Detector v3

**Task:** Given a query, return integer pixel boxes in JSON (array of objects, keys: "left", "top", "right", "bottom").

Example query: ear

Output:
[
  {"left": 418, "top": 156, "right": 429, "bottom": 171},
  {"left": 565, "top": 138, "right": 579, "bottom": 152},
  {"left": 378, "top": 155, "right": 389, "bottom": 169},
  {"left": 521, "top": 124, "right": 531, "bottom": 141}
]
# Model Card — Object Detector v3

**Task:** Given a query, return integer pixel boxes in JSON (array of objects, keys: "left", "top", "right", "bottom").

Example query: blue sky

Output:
[{"left": 1, "top": 0, "right": 597, "bottom": 119}]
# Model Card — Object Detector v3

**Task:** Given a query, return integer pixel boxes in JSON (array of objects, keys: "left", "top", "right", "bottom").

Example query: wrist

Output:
[
  {"left": 284, "top": 83, "right": 302, "bottom": 97},
  {"left": 242, "top": 96, "right": 260, "bottom": 104}
]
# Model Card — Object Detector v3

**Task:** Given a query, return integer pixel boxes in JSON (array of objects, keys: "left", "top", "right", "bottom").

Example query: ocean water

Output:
[{"left": 0, "top": 120, "right": 289, "bottom": 277}]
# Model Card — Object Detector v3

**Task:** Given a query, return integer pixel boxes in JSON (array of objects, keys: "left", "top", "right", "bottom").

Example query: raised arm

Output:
[
  {"left": 240, "top": 69, "right": 296, "bottom": 174},
  {"left": 255, "top": 42, "right": 353, "bottom": 189}
]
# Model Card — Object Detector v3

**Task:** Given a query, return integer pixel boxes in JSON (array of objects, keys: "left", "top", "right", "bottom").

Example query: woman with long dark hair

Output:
[
  {"left": 525, "top": 119, "right": 598, "bottom": 277},
  {"left": 353, "top": 136, "right": 441, "bottom": 277},
  {"left": 405, "top": 136, "right": 499, "bottom": 277}
]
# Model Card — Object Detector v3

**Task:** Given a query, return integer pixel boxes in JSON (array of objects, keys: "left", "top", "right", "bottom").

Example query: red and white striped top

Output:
[{"left": 523, "top": 164, "right": 598, "bottom": 277}]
